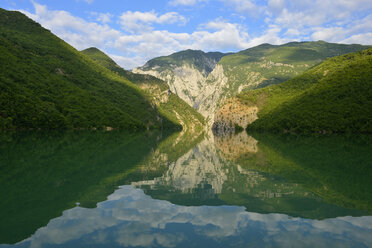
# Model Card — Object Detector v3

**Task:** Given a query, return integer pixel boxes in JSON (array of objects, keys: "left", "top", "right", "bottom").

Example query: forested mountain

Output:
[
  {"left": 0, "top": 9, "right": 179, "bottom": 131},
  {"left": 1, "top": 8, "right": 370, "bottom": 134},
  {"left": 214, "top": 48, "right": 372, "bottom": 133},
  {"left": 134, "top": 42, "right": 369, "bottom": 125},
  {"left": 81, "top": 47, "right": 205, "bottom": 132}
]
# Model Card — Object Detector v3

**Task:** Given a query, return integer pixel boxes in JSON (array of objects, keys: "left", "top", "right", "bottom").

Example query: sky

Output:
[{"left": 1, "top": 0, "right": 372, "bottom": 69}]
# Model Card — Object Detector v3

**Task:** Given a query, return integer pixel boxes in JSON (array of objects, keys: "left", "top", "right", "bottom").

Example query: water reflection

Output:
[
  {"left": 3, "top": 186, "right": 372, "bottom": 248},
  {"left": 0, "top": 131, "right": 168, "bottom": 244},
  {"left": 134, "top": 132, "right": 369, "bottom": 218},
  {"left": 0, "top": 130, "right": 371, "bottom": 247}
]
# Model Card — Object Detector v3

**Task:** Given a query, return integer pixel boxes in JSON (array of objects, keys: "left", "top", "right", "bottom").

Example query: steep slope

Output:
[
  {"left": 215, "top": 48, "right": 372, "bottom": 133},
  {"left": 133, "top": 50, "right": 228, "bottom": 112},
  {"left": 135, "top": 42, "right": 369, "bottom": 125},
  {"left": 82, "top": 47, "right": 205, "bottom": 132},
  {"left": 0, "top": 9, "right": 178, "bottom": 131},
  {"left": 200, "top": 41, "right": 370, "bottom": 124}
]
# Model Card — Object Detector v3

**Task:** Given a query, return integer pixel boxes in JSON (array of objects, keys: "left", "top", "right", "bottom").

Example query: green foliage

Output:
[
  {"left": 157, "top": 94, "right": 205, "bottom": 131},
  {"left": 216, "top": 41, "right": 370, "bottom": 105},
  {"left": 81, "top": 47, "right": 169, "bottom": 91},
  {"left": 243, "top": 132, "right": 372, "bottom": 213},
  {"left": 234, "top": 124, "right": 244, "bottom": 133},
  {"left": 242, "top": 48, "right": 372, "bottom": 133},
  {"left": 0, "top": 9, "right": 178, "bottom": 131},
  {"left": 82, "top": 47, "right": 205, "bottom": 130}
]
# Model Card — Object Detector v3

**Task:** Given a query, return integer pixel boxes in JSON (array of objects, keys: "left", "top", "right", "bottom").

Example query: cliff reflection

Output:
[{"left": 134, "top": 132, "right": 369, "bottom": 219}]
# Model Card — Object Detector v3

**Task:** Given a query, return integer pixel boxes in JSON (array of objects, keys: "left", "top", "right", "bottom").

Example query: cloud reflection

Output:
[{"left": 8, "top": 186, "right": 372, "bottom": 248}]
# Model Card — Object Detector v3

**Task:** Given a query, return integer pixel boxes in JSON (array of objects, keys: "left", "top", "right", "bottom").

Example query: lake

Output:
[{"left": 0, "top": 130, "right": 371, "bottom": 247}]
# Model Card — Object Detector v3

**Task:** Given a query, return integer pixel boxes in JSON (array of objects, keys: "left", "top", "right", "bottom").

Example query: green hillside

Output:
[
  {"left": 82, "top": 47, "right": 205, "bottom": 131},
  {"left": 0, "top": 9, "right": 179, "bottom": 131},
  {"left": 81, "top": 47, "right": 165, "bottom": 87},
  {"left": 209, "top": 42, "right": 371, "bottom": 119},
  {"left": 240, "top": 48, "right": 372, "bottom": 133},
  {"left": 219, "top": 41, "right": 369, "bottom": 92},
  {"left": 134, "top": 41, "right": 369, "bottom": 126}
]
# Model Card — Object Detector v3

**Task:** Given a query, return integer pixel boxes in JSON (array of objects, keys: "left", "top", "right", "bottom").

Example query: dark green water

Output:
[{"left": 0, "top": 130, "right": 371, "bottom": 247}]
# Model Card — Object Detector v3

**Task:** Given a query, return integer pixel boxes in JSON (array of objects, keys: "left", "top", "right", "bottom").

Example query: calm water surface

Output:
[{"left": 0, "top": 130, "right": 371, "bottom": 247}]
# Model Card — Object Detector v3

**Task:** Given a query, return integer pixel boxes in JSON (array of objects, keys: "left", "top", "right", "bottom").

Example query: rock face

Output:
[
  {"left": 212, "top": 97, "right": 258, "bottom": 133},
  {"left": 195, "top": 64, "right": 230, "bottom": 124},
  {"left": 133, "top": 57, "right": 232, "bottom": 126},
  {"left": 133, "top": 50, "right": 229, "bottom": 126},
  {"left": 134, "top": 64, "right": 206, "bottom": 107},
  {"left": 133, "top": 42, "right": 369, "bottom": 128}
]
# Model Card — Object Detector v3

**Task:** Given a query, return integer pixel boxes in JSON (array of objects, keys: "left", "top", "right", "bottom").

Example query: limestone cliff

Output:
[
  {"left": 133, "top": 42, "right": 369, "bottom": 128},
  {"left": 133, "top": 64, "right": 206, "bottom": 108},
  {"left": 212, "top": 97, "right": 258, "bottom": 133}
]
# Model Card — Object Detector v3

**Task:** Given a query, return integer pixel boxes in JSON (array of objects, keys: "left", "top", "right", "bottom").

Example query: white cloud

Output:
[
  {"left": 75, "top": 0, "right": 94, "bottom": 3},
  {"left": 90, "top": 12, "right": 113, "bottom": 23},
  {"left": 169, "top": 0, "right": 208, "bottom": 6},
  {"left": 219, "top": 0, "right": 264, "bottom": 16},
  {"left": 18, "top": 1, "right": 372, "bottom": 70},
  {"left": 341, "top": 33, "right": 372, "bottom": 45},
  {"left": 246, "top": 25, "right": 290, "bottom": 47},
  {"left": 194, "top": 20, "right": 250, "bottom": 50},
  {"left": 23, "top": 1, "right": 120, "bottom": 51},
  {"left": 119, "top": 10, "right": 187, "bottom": 33},
  {"left": 269, "top": 0, "right": 372, "bottom": 29},
  {"left": 311, "top": 27, "right": 347, "bottom": 42},
  {"left": 259, "top": 0, "right": 372, "bottom": 47},
  {"left": 109, "top": 54, "right": 146, "bottom": 71},
  {"left": 267, "top": 0, "right": 285, "bottom": 13},
  {"left": 112, "top": 20, "right": 253, "bottom": 67}
]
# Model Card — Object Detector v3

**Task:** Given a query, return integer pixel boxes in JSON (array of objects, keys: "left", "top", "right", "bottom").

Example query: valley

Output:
[
  {"left": 0, "top": 3, "right": 371, "bottom": 248},
  {"left": 1, "top": 7, "right": 370, "bottom": 134}
]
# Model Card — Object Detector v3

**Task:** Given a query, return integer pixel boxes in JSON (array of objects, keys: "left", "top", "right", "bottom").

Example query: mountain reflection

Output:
[
  {"left": 0, "top": 130, "right": 371, "bottom": 247},
  {"left": 134, "top": 132, "right": 370, "bottom": 219}
]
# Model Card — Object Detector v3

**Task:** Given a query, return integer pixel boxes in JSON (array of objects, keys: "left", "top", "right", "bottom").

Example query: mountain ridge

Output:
[
  {"left": 81, "top": 47, "right": 205, "bottom": 133},
  {"left": 0, "top": 8, "right": 180, "bottom": 131},
  {"left": 134, "top": 41, "right": 370, "bottom": 126},
  {"left": 214, "top": 48, "right": 372, "bottom": 133},
  {"left": 133, "top": 49, "right": 231, "bottom": 112}
]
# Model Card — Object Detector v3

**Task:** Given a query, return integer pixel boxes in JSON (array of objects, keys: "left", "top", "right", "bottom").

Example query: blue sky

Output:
[{"left": 1, "top": 0, "right": 372, "bottom": 69}]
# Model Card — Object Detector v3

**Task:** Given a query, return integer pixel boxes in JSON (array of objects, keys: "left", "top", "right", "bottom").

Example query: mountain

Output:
[
  {"left": 133, "top": 49, "right": 229, "bottom": 121},
  {"left": 134, "top": 42, "right": 369, "bottom": 125},
  {"left": 81, "top": 47, "right": 205, "bottom": 132},
  {"left": 214, "top": 48, "right": 372, "bottom": 133},
  {"left": 0, "top": 9, "right": 179, "bottom": 131}
]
